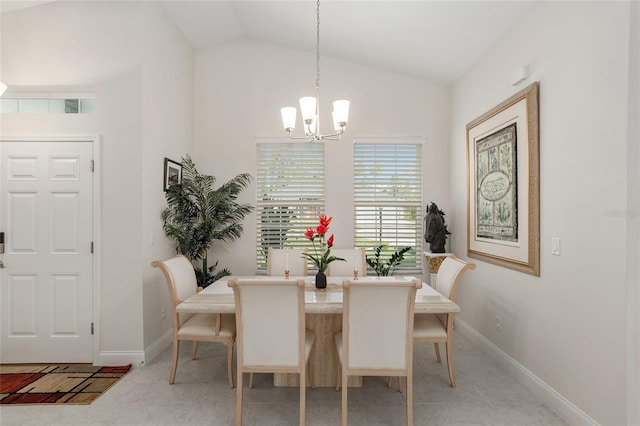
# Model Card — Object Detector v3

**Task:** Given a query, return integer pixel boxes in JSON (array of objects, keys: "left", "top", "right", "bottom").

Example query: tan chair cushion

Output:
[
  {"left": 413, "top": 314, "right": 447, "bottom": 339},
  {"left": 177, "top": 313, "right": 235, "bottom": 339}
]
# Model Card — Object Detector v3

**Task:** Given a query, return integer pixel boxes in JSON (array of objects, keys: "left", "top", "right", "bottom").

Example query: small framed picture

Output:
[{"left": 163, "top": 158, "right": 182, "bottom": 191}]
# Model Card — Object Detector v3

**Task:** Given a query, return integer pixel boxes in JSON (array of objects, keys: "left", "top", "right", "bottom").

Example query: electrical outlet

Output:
[
  {"left": 161, "top": 306, "right": 165, "bottom": 320},
  {"left": 496, "top": 315, "right": 502, "bottom": 331}
]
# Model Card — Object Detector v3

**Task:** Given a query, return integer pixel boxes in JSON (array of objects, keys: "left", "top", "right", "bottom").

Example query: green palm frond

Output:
[{"left": 162, "top": 155, "right": 254, "bottom": 287}]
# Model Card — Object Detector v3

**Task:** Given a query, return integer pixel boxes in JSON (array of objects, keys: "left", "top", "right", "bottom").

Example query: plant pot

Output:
[{"left": 315, "top": 271, "right": 327, "bottom": 289}]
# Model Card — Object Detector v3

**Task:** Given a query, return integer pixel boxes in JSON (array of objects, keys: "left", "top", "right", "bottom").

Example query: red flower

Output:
[
  {"left": 304, "top": 228, "right": 315, "bottom": 239},
  {"left": 319, "top": 215, "right": 332, "bottom": 227},
  {"left": 301, "top": 214, "right": 345, "bottom": 273}
]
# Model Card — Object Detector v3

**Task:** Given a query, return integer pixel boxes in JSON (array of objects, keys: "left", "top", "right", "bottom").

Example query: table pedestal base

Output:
[{"left": 274, "top": 313, "right": 362, "bottom": 387}]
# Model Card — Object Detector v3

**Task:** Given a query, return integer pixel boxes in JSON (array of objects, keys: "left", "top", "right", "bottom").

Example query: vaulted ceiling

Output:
[
  {"left": 0, "top": 0, "right": 535, "bottom": 85},
  {"left": 160, "top": 1, "right": 535, "bottom": 84}
]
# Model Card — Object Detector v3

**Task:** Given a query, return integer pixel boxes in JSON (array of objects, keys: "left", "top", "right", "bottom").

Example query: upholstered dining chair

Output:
[
  {"left": 229, "top": 278, "right": 315, "bottom": 426},
  {"left": 151, "top": 255, "right": 235, "bottom": 388},
  {"left": 335, "top": 277, "right": 421, "bottom": 426},
  {"left": 266, "top": 247, "right": 308, "bottom": 276},
  {"left": 413, "top": 256, "right": 475, "bottom": 387},
  {"left": 326, "top": 248, "right": 366, "bottom": 277}
]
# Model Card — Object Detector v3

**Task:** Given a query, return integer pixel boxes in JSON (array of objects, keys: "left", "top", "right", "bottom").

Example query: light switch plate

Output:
[{"left": 551, "top": 237, "right": 561, "bottom": 255}]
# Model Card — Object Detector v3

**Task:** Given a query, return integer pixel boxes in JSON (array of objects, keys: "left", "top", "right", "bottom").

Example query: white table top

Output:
[{"left": 176, "top": 276, "right": 460, "bottom": 315}]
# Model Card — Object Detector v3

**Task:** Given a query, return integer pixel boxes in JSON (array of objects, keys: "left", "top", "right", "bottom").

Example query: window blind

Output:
[
  {"left": 256, "top": 141, "right": 325, "bottom": 270},
  {"left": 354, "top": 141, "right": 423, "bottom": 271}
]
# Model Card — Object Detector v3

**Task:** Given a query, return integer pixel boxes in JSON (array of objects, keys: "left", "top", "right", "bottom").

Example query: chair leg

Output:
[
  {"left": 446, "top": 339, "right": 456, "bottom": 387},
  {"left": 341, "top": 370, "right": 348, "bottom": 426},
  {"left": 335, "top": 347, "right": 341, "bottom": 391},
  {"left": 169, "top": 339, "right": 180, "bottom": 384},
  {"left": 406, "top": 373, "right": 414, "bottom": 426},
  {"left": 235, "top": 371, "right": 243, "bottom": 426},
  {"left": 387, "top": 377, "right": 402, "bottom": 392},
  {"left": 191, "top": 341, "right": 199, "bottom": 360},
  {"left": 300, "top": 366, "right": 306, "bottom": 426},
  {"left": 308, "top": 348, "right": 315, "bottom": 389},
  {"left": 226, "top": 339, "right": 235, "bottom": 389},
  {"left": 434, "top": 342, "right": 441, "bottom": 363}
]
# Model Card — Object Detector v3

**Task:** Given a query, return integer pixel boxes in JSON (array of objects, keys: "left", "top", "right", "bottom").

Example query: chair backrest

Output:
[
  {"left": 267, "top": 248, "right": 308, "bottom": 276},
  {"left": 229, "top": 278, "right": 306, "bottom": 369},
  {"left": 326, "top": 248, "right": 366, "bottom": 277},
  {"left": 342, "top": 277, "right": 421, "bottom": 372},
  {"left": 435, "top": 256, "right": 476, "bottom": 302},
  {"left": 151, "top": 255, "right": 198, "bottom": 307},
  {"left": 151, "top": 254, "right": 200, "bottom": 330}
]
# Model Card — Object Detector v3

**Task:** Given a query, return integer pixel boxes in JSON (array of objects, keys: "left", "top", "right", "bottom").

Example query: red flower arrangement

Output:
[{"left": 302, "top": 214, "right": 345, "bottom": 273}]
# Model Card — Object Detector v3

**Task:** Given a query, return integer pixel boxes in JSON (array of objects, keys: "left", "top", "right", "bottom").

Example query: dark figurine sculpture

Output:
[{"left": 424, "top": 202, "right": 451, "bottom": 253}]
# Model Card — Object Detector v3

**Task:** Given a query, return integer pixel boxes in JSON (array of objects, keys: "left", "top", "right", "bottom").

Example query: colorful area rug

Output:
[{"left": 0, "top": 364, "right": 131, "bottom": 405}]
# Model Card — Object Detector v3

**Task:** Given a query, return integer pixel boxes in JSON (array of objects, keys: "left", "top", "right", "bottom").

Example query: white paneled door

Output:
[{"left": 0, "top": 141, "right": 94, "bottom": 363}]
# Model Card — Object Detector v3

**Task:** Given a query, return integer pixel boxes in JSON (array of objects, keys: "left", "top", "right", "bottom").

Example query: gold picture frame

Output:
[{"left": 466, "top": 82, "right": 540, "bottom": 276}]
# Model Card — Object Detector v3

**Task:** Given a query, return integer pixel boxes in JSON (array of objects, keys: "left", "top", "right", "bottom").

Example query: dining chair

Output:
[
  {"left": 266, "top": 247, "right": 308, "bottom": 276},
  {"left": 229, "top": 278, "right": 315, "bottom": 426},
  {"left": 413, "top": 256, "right": 475, "bottom": 387},
  {"left": 326, "top": 248, "right": 366, "bottom": 277},
  {"left": 151, "top": 255, "right": 236, "bottom": 388},
  {"left": 335, "top": 277, "right": 421, "bottom": 426}
]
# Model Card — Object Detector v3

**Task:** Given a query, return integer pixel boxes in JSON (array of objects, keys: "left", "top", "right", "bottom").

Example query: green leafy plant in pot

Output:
[
  {"left": 162, "top": 155, "right": 254, "bottom": 288},
  {"left": 366, "top": 245, "right": 412, "bottom": 277}
]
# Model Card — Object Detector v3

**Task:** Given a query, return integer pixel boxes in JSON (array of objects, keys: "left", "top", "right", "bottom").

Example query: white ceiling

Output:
[
  {"left": 160, "top": 1, "right": 535, "bottom": 84},
  {"left": 0, "top": 0, "right": 535, "bottom": 85}
]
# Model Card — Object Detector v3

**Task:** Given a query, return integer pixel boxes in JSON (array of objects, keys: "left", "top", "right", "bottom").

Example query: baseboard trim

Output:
[
  {"left": 97, "top": 350, "right": 145, "bottom": 367},
  {"left": 454, "top": 318, "right": 598, "bottom": 426},
  {"left": 144, "top": 329, "right": 173, "bottom": 365}
]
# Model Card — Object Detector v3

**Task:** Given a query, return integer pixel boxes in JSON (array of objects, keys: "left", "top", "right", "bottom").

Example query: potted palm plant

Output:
[{"left": 162, "top": 155, "right": 253, "bottom": 287}]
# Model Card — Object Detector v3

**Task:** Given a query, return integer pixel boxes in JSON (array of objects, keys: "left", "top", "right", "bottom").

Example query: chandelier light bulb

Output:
[
  {"left": 332, "top": 100, "right": 349, "bottom": 126},
  {"left": 281, "top": 107, "right": 297, "bottom": 131},
  {"left": 299, "top": 97, "right": 317, "bottom": 123}
]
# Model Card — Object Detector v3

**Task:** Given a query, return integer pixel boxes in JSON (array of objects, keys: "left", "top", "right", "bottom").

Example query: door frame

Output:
[{"left": 0, "top": 135, "right": 102, "bottom": 364}]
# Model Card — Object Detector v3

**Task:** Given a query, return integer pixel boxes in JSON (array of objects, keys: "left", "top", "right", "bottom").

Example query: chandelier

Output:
[{"left": 280, "top": 0, "right": 350, "bottom": 142}]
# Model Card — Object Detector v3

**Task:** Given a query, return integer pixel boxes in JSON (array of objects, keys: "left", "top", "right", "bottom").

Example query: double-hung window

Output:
[
  {"left": 354, "top": 139, "right": 424, "bottom": 272},
  {"left": 255, "top": 140, "right": 324, "bottom": 270}
]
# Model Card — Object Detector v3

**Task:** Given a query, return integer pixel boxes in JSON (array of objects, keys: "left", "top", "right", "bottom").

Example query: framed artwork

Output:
[
  {"left": 163, "top": 158, "right": 182, "bottom": 191},
  {"left": 466, "top": 82, "right": 540, "bottom": 276}
]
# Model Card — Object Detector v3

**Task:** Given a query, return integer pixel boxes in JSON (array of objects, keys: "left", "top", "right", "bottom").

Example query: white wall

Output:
[
  {"left": 140, "top": 2, "right": 193, "bottom": 351},
  {"left": 626, "top": 2, "right": 640, "bottom": 424},
  {"left": 451, "top": 2, "right": 633, "bottom": 424},
  {"left": 0, "top": 1, "right": 194, "bottom": 364},
  {"left": 193, "top": 39, "right": 451, "bottom": 277}
]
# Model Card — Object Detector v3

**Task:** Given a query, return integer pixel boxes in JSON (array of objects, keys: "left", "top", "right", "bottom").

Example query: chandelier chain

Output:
[{"left": 316, "top": 0, "right": 321, "bottom": 92}]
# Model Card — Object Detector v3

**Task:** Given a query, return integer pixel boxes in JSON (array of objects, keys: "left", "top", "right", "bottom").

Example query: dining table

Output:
[{"left": 176, "top": 275, "right": 460, "bottom": 388}]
